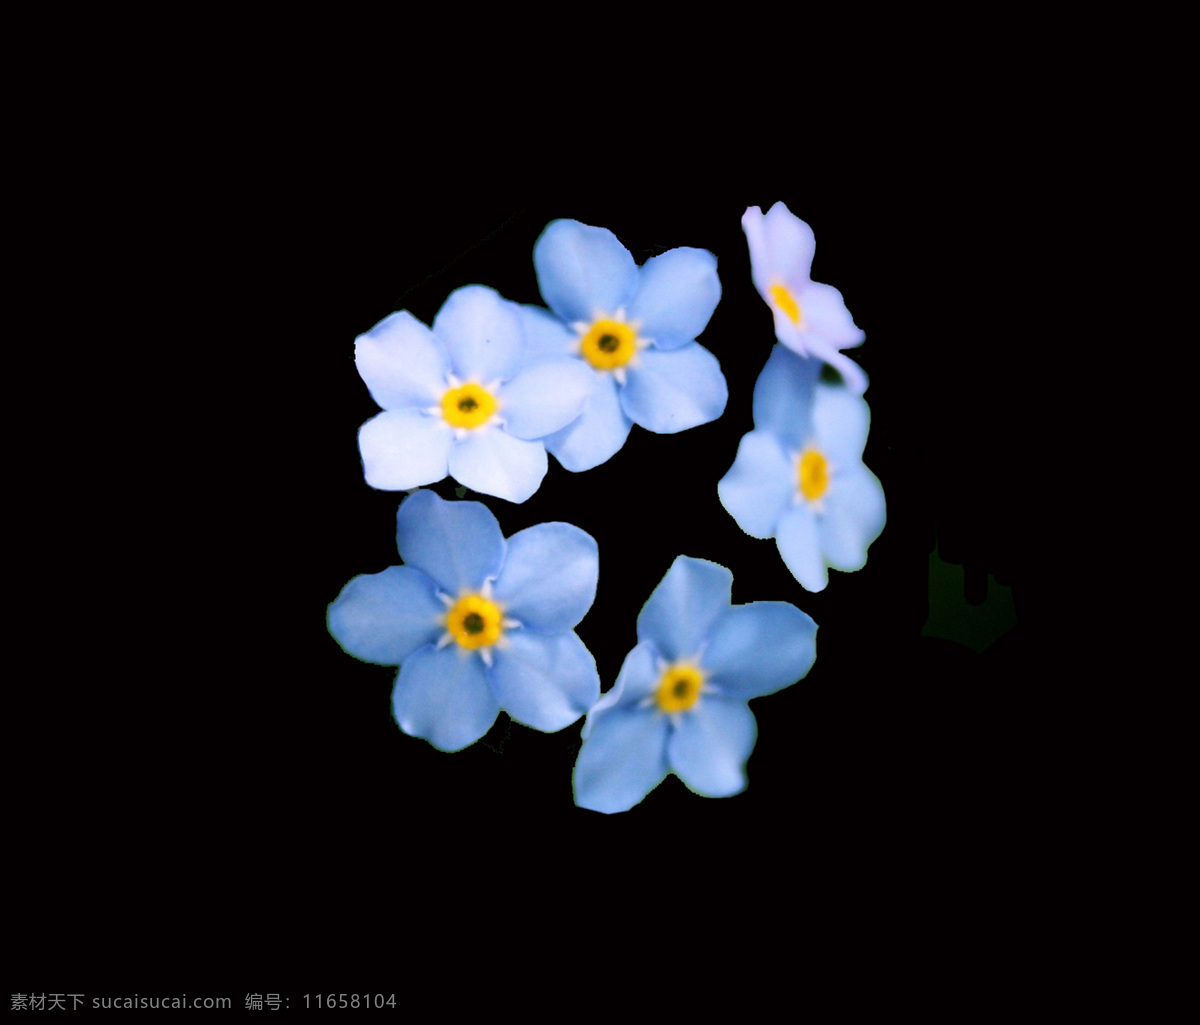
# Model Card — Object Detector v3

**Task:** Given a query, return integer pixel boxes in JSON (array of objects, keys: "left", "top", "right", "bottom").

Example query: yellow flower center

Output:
[
  {"left": 798, "top": 448, "right": 829, "bottom": 501},
  {"left": 769, "top": 282, "right": 803, "bottom": 326},
  {"left": 579, "top": 319, "right": 638, "bottom": 370},
  {"left": 444, "top": 593, "right": 504, "bottom": 649},
  {"left": 655, "top": 662, "right": 704, "bottom": 713},
  {"left": 441, "top": 382, "right": 498, "bottom": 429}
]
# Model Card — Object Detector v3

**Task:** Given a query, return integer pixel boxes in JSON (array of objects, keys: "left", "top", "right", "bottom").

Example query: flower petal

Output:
[
  {"left": 327, "top": 566, "right": 444, "bottom": 666},
  {"left": 813, "top": 384, "right": 871, "bottom": 465},
  {"left": 743, "top": 203, "right": 815, "bottom": 297},
  {"left": 394, "top": 489, "right": 505, "bottom": 595},
  {"left": 533, "top": 219, "right": 638, "bottom": 324},
  {"left": 515, "top": 303, "right": 580, "bottom": 361},
  {"left": 751, "top": 344, "right": 820, "bottom": 449},
  {"left": 498, "top": 358, "right": 594, "bottom": 441},
  {"left": 358, "top": 409, "right": 453, "bottom": 491},
  {"left": 543, "top": 371, "right": 632, "bottom": 472},
  {"left": 448, "top": 428, "right": 548, "bottom": 504},
  {"left": 391, "top": 644, "right": 500, "bottom": 752},
  {"left": 489, "top": 630, "right": 599, "bottom": 733},
  {"left": 627, "top": 247, "right": 721, "bottom": 350},
  {"left": 637, "top": 556, "right": 732, "bottom": 661},
  {"left": 573, "top": 704, "right": 670, "bottom": 814},
  {"left": 667, "top": 698, "right": 757, "bottom": 798},
  {"left": 776, "top": 503, "right": 828, "bottom": 592},
  {"left": 798, "top": 280, "right": 866, "bottom": 350},
  {"left": 702, "top": 602, "right": 817, "bottom": 699},
  {"left": 492, "top": 522, "right": 598, "bottom": 633},
  {"left": 716, "top": 430, "right": 794, "bottom": 539},
  {"left": 582, "top": 642, "right": 662, "bottom": 732},
  {"left": 820, "top": 467, "right": 886, "bottom": 572},
  {"left": 620, "top": 342, "right": 728, "bottom": 435},
  {"left": 355, "top": 310, "right": 449, "bottom": 411},
  {"left": 432, "top": 285, "right": 525, "bottom": 383}
]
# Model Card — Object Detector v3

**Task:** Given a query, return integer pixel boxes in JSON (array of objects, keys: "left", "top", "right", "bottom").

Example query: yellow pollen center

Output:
[
  {"left": 655, "top": 662, "right": 704, "bottom": 713},
  {"left": 441, "top": 383, "right": 497, "bottom": 429},
  {"left": 445, "top": 593, "right": 504, "bottom": 649},
  {"left": 769, "top": 283, "right": 803, "bottom": 326},
  {"left": 580, "top": 319, "right": 637, "bottom": 370},
  {"left": 798, "top": 449, "right": 829, "bottom": 501}
]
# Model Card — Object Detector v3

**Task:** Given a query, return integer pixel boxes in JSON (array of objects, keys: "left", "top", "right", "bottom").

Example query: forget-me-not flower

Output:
[
  {"left": 572, "top": 556, "right": 817, "bottom": 814},
  {"left": 355, "top": 285, "right": 594, "bottom": 503},
  {"left": 328, "top": 490, "right": 601, "bottom": 752},
  {"left": 742, "top": 202, "right": 868, "bottom": 394},
  {"left": 516, "top": 219, "right": 727, "bottom": 471},
  {"left": 718, "top": 344, "right": 886, "bottom": 592}
]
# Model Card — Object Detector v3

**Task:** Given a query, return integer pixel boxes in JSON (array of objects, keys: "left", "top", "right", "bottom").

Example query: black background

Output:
[{"left": 17, "top": 186, "right": 1032, "bottom": 989}]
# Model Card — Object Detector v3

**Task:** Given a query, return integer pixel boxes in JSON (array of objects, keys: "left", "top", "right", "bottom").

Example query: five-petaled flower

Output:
[
  {"left": 328, "top": 490, "right": 601, "bottom": 752},
  {"left": 742, "top": 202, "right": 868, "bottom": 394},
  {"left": 717, "top": 344, "right": 886, "bottom": 592},
  {"left": 572, "top": 556, "right": 817, "bottom": 814},
  {"left": 355, "top": 285, "right": 594, "bottom": 503},
  {"left": 516, "top": 219, "right": 728, "bottom": 471}
]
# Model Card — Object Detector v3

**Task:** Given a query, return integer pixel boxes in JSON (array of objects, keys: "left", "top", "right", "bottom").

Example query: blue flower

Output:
[
  {"left": 355, "top": 285, "right": 594, "bottom": 503},
  {"left": 717, "top": 344, "right": 886, "bottom": 592},
  {"left": 742, "top": 202, "right": 868, "bottom": 394},
  {"left": 327, "top": 490, "right": 601, "bottom": 752},
  {"left": 572, "top": 556, "right": 816, "bottom": 814},
  {"left": 515, "top": 219, "right": 727, "bottom": 471}
]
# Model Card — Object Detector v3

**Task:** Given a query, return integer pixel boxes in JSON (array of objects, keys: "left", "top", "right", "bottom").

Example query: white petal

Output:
[
  {"left": 358, "top": 410, "right": 452, "bottom": 491},
  {"left": 354, "top": 310, "right": 449, "bottom": 410},
  {"left": 448, "top": 428, "right": 548, "bottom": 504}
]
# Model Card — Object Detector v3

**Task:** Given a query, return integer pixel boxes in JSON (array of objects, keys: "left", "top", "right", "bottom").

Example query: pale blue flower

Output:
[
  {"left": 328, "top": 490, "right": 601, "bottom": 752},
  {"left": 718, "top": 345, "right": 886, "bottom": 592},
  {"left": 516, "top": 219, "right": 727, "bottom": 471},
  {"left": 355, "top": 285, "right": 594, "bottom": 503},
  {"left": 742, "top": 202, "right": 868, "bottom": 394},
  {"left": 572, "top": 556, "right": 816, "bottom": 814}
]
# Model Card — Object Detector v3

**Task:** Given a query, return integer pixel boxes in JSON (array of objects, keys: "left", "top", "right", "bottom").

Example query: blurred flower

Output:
[
  {"left": 516, "top": 219, "right": 727, "bottom": 471},
  {"left": 718, "top": 344, "right": 885, "bottom": 592},
  {"left": 742, "top": 202, "right": 868, "bottom": 393},
  {"left": 355, "top": 285, "right": 593, "bottom": 503},
  {"left": 328, "top": 490, "right": 601, "bottom": 752},
  {"left": 573, "top": 556, "right": 816, "bottom": 813}
]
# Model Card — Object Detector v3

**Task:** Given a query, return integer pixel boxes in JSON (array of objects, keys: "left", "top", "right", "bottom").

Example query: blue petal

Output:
[
  {"left": 448, "top": 427, "right": 548, "bottom": 504},
  {"left": 797, "top": 280, "right": 866, "bottom": 349},
  {"left": 620, "top": 343, "right": 728, "bottom": 435},
  {"left": 637, "top": 556, "right": 732, "bottom": 661},
  {"left": 716, "top": 430, "right": 794, "bottom": 539},
  {"left": 820, "top": 467, "right": 886, "bottom": 572},
  {"left": 355, "top": 310, "right": 449, "bottom": 411},
  {"left": 667, "top": 697, "right": 757, "bottom": 798},
  {"left": 776, "top": 503, "right": 828, "bottom": 592},
  {"left": 515, "top": 303, "right": 580, "bottom": 361},
  {"left": 432, "top": 285, "right": 525, "bottom": 383},
  {"left": 543, "top": 371, "right": 633, "bottom": 472},
  {"left": 489, "top": 631, "right": 599, "bottom": 733},
  {"left": 498, "top": 358, "right": 594, "bottom": 441},
  {"left": 392, "top": 644, "right": 500, "bottom": 752},
  {"left": 702, "top": 602, "right": 817, "bottom": 699},
  {"left": 813, "top": 384, "right": 871, "bottom": 465},
  {"left": 581, "top": 642, "right": 662, "bottom": 736},
  {"left": 327, "top": 566, "right": 444, "bottom": 666},
  {"left": 358, "top": 409, "right": 453, "bottom": 491},
  {"left": 395, "top": 490, "right": 505, "bottom": 595},
  {"left": 751, "top": 344, "right": 820, "bottom": 449},
  {"left": 533, "top": 220, "right": 638, "bottom": 324},
  {"left": 573, "top": 703, "right": 670, "bottom": 814},
  {"left": 492, "top": 522, "right": 598, "bottom": 633},
  {"left": 627, "top": 247, "right": 720, "bottom": 350}
]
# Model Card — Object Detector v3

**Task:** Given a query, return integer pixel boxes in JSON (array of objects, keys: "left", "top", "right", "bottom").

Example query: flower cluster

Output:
[
  {"left": 719, "top": 205, "right": 885, "bottom": 591},
  {"left": 330, "top": 205, "right": 884, "bottom": 813},
  {"left": 354, "top": 222, "right": 726, "bottom": 500}
]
